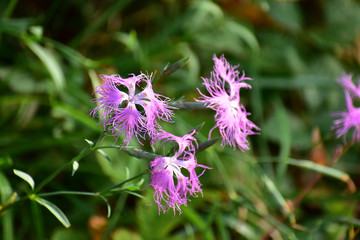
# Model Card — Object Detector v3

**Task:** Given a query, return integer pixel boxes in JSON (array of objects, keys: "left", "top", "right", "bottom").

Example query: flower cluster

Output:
[
  {"left": 149, "top": 130, "right": 210, "bottom": 214},
  {"left": 196, "top": 54, "right": 260, "bottom": 151},
  {"left": 333, "top": 74, "right": 360, "bottom": 143},
  {"left": 91, "top": 73, "right": 175, "bottom": 146},
  {"left": 90, "top": 54, "right": 259, "bottom": 214}
]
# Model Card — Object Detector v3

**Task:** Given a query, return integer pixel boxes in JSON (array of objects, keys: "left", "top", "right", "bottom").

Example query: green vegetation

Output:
[{"left": 1, "top": 0, "right": 360, "bottom": 239}]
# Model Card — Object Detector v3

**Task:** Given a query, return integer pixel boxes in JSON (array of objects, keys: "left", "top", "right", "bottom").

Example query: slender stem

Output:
[
  {"left": 102, "top": 193, "right": 128, "bottom": 240},
  {"left": 34, "top": 132, "right": 105, "bottom": 193},
  {"left": 100, "top": 171, "right": 148, "bottom": 195},
  {"left": 37, "top": 191, "right": 99, "bottom": 198},
  {"left": 33, "top": 161, "right": 73, "bottom": 193},
  {"left": 3, "top": 0, "right": 18, "bottom": 18},
  {"left": 37, "top": 190, "right": 111, "bottom": 218},
  {"left": 31, "top": 201, "right": 45, "bottom": 240},
  {"left": 291, "top": 174, "right": 322, "bottom": 210},
  {"left": 94, "top": 145, "right": 121, "bottom": 149}
]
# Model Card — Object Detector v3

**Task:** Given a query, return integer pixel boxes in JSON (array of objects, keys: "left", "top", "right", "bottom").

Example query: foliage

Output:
[{"left": 1, "top": 0, "right": 360, "bottom": 239}]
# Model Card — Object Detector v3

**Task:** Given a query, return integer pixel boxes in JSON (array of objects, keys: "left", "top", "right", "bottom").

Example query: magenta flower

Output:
[
  {"left": 337, "top": 74, "right": 360, "bottom": 98},
  {"left": 333, "top": 74, "right": 360, "bottom": 143},
  {"left": 196, "top": 54, "right": 259, "bottom": 151},
  {"left": 91, "top": 73, "right": 175, "bottom": 146},
  {"left": 149, "top": 130, "right": 210, "bottom": 214}
]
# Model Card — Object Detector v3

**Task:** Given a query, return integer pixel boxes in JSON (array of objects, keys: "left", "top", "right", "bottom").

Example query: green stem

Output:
[
  {"left": 100, "top": 171, "right": 148, "bottom": 195},
  {"left": 37, "top": 191, "right": 99, "bottom": 198},
  {"left": 31, "top": 201, "right": 45, "bottom": 240},
  {"left": 34, "top": 132, "right": 105, "bottom": 193},
  {"left": 33, "top": 161, "right": 73, "bottom": 193},
  {"left": 102, "top": 193, "right": 128, "bottom": 240},
  {"left": 3, "top": 0, "right": 18, "bottom": 18},
  {"left": 94, "top": 145, "right": 122, "bottom": 149}
]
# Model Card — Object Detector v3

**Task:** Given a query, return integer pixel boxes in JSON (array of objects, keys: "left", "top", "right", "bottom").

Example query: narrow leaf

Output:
[
  {"left": 225, "top": 216, "right": 258, "bottom": 239},
  {"left": 99, "top": 195, "right": 111, "bottom": 218},
  {"left": 0, "top": 172, "right": 14, "bottom": 240},
  {"left": 35, "top": 198, "right": 71, "bottom": 228},
  {"left": 96, "top": 149, "right": 111, "bottom": 162},
  {"left": 260, "top": 173, "right": 296, "bottom": 224},
  {"left": 24, "top": 38, "right": 65, "bottom": 91},
  {"left": 72, "top": 161, "right": 79, "bottom": 176},
  {"left": 336, "top": 217, "right": 360, "bottom": 227},
  {"left": 125, "top": 191, "right": 145, "bottom": 199},
  {"left": 152, "top": 56, "right": 191, "bottom": 84},
  {"left": 287, "top": 158, "right": 356, "bottom": 192},
  {"left": 84, "top": 139, "right": 94, "bottom": 147},
  {"left": 192, "top": 122, "right": 205, "bottom": 134},
  {"left": 13, "top": 169, "right": 35, "bottom": 190},
  {"left": 161, "top": 56, "right": 191, "bottom": 78},
  {"left": 52, "top": 102, "right": 101, "bottom": 132}
]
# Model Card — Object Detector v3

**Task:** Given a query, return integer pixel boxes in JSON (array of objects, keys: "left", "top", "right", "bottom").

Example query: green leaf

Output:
[
  {"left": 0, "top": 171, "right": 14, "bottom": 240},
  {"left": 287, "top": 158, "right": 356, "bottom": 192},
  {"left": 23, "top": 38, "right": 65, "bottom": 92},
  {"left": 152, "top": 56, "right": 191, "bottom": 84},
  {"left": 35, "top": 198, "right": 71, "bottom": 228},
  {"left": 13, "top": 169, "right": 35, "bottom": 190},
  {"left": 96, "top": 149, "right": 111, "bottom": 162},
  {"left": 161, "top": 56, "right": 191, "bottom": 78},
  {"left": 84, "top": 139, "right": 94, "bottom": 147},
  {"left": 192, "top": 122, "right": 205, "bottom": 134},
  {"left": 71, "top": 161, "right": 79, "bottom": 176},
  {"left": 88, "top": 69, "right": 101, "bottom": 99},
  {"left": 29, "top": 26, "right": 43, "bottom": 41},
  {"left": 125, "top": 191, "right": 145, "bottom": 199},
  {"left": 99, "top": 195, "right": 111, "bottom": 218},
  {"left": 224, "top": 216, "right": 258, "bottom": 239},
  {"left": 268, "top": 0, "right": 302, "bottom": 31},
  {"left": 183, "top": 207, "right": 216, "bottom": 240},
  {"left": 260, "top": 173, "right": 296, "bottom": 224},
  {"left": 52, "top": 102, "right": 101, "bottom": 132},
  {"left": 0, "top": 18, "right": 32, "bottom": 34},
  {"left": 336, "top": 217, "right": 360, "bottom": 227},
  {"left": 225, "top": 20, "right": 260, "bottom": 53}
]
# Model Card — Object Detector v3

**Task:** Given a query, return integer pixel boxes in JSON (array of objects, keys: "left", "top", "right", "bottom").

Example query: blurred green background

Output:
[{"left": 1, "top": 0, "right": 360, "bottom": 239}]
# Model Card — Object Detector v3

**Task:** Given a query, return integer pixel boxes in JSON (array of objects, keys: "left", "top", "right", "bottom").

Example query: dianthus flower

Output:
[
  {"left": 337, "top": 73, "right": 360, "bottom": 98},
  {"left": 149, "top": 130, "right": 210, "bottom": 214},
  {"left": 196, "top": 54, "right": 259, "bottom": 151},
  {"left": 91, "top": 73, "right": 175, "bottom": 146},
  {"left": 333, "top": 74, "right": 360, "bottom": 143}
]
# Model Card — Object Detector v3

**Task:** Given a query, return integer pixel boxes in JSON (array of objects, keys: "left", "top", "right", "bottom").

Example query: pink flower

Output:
[
  {"left": 196, "top": 54, "right": 259, "bottom": 151},
  {"left": 337, "top": 74, "right": 360, "bottom": 98},
  {"left": 149, "top": 130, "right": 210, "bottom": 214},
  {"left": 333, "top": 85, "right": 360, "bottom": 143},
  {"left": 91, "top": 73, "right": 175, "bottom": 146}
]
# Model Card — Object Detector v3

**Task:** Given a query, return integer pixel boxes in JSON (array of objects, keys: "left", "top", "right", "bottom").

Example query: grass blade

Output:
[
  {"left": 23, "top": 37, "right": 65, "bottom": 92},
  {"left": 0, "top": 172, "right": 14, "bottom": 240},
  {"left": 287, "top": 158, "right": 356, "bottom": 192}
]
